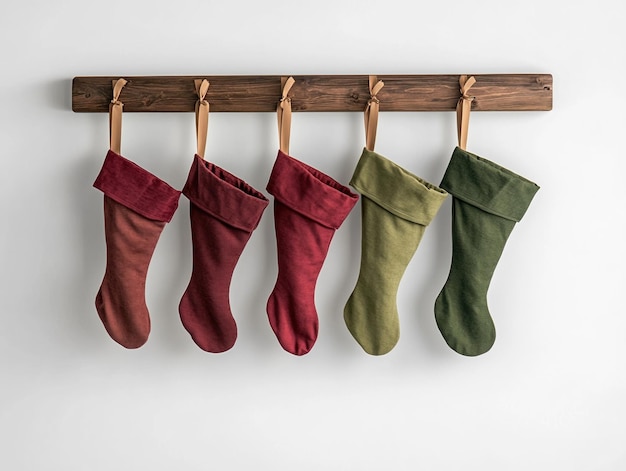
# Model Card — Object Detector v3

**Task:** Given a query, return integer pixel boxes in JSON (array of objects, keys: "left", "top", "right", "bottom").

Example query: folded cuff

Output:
[
  {"left": 266, "top": 150, "right": 359, "bottom": 229},
  {"left": 440, "top": 147, "right": 540, "bottom": 222},
  {"left": 350, "top": 148, "right": 448, "bottom": 226},
  {"left": 183, "top": 154, "right": 269, "bottom": 232},
  {"left": 93, "top": 150, "right": 181, "bottom": 222}
]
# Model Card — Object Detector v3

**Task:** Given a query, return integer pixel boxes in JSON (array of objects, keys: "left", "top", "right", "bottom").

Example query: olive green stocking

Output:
[{"left": 344, "top": 149, "right": 447, "bottom": 355}]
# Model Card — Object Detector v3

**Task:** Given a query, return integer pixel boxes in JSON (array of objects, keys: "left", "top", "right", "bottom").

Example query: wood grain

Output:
[{"left": 72, "top": 74, "right": 552, "bottom": 113}]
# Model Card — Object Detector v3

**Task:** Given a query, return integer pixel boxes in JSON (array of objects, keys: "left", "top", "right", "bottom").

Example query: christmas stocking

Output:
[
  {"left": 344, "top": 149, "right": 447, "bottom": 355},
  {"left": 266, "top": 150, "right": 358, "bottom": 355},
  {"left": 435, "top": 147, "right": 539, "bottom": 356},
  {"left": 179, "top": 155, "right": 269, "bottom": 353},
  {"left": 93, "top": 150, "right": 181, "bottom": 348}
]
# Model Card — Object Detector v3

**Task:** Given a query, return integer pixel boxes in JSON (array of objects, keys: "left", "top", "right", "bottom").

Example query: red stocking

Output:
[
  {"left": 179, "top": 155, "right": 269, "bottom": 352},
  {"left": 266, "top": 151, "right": 358, "bottom": 355}
]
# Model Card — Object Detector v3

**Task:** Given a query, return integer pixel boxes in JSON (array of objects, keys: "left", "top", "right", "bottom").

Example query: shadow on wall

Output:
[
  {"left": 67, "top": 150, "right": 112, "bottom": 350},
  {"left": 49, "top": 77, "right": 72, "bottom": 111}
]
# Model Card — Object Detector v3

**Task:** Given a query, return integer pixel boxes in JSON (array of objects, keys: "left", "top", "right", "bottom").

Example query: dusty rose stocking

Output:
[{"left": 93, "top": 150, "right": 180, "bottom": 348}]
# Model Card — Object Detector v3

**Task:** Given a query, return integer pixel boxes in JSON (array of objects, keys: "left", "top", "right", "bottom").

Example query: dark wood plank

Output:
[{"left": 72, "top": 74, "right": 552, "bottom": 113}]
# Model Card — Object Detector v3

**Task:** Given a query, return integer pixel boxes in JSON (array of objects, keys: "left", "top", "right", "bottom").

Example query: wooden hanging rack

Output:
[{"left": 72, "top": 74, "right": 552, "bottom": 113}]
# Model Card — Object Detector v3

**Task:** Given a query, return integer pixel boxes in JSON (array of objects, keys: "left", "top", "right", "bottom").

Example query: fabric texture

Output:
[
  {"left": 266, "top": 150, "right": 359, "bottom": 355},
  {"left": 179, "top": 155, "right": 269, "bottom": 353},
  {"left": 344, "top": 148, "right": 447, "bottom": 355},
  {"left": 435, "top": 147, "right": 539, "bottom": 356},
  {"left": 93, "top": 150, "right": 181, "bottom": 348}
]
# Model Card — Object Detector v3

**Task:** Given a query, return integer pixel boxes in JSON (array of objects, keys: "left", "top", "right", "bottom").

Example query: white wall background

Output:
[{"left": 1, "top": 0, "right": 624, "bottom": 469}]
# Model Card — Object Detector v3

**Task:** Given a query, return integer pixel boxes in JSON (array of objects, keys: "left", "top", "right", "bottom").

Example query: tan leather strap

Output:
[
  {"left": 109, "top": 78, "right": 127, "bottom": 154},
  {"left": 364, "top": 75, "right": 384, "bottom": 151},
  {"left": 456, "top": 75, "right": 476, "bottom": 150},
  {"left": 194, "top": 79, "right": 210, "bottom": 158},
  {"left": 277, "top": 76, "right": 295, "bottom": 154}
]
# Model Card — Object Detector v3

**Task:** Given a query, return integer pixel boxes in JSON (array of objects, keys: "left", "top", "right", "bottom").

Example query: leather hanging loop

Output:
[
  {"left": 456, "top": 75, "right": 476, "bottom": 150},
  {"left": 109, "top": 78, "right": 128, "bottom": 154},
  {"left": 277, "top": 76, "right": 295, "bottom": 155},
  {"left": 194, "top": 79, "right": 210, "bottom": 158},
  {"left": 364, "top": 75, "right": 384, "bottom": 151}
]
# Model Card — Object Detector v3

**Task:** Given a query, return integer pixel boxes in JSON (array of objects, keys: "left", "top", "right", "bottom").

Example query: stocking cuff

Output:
[
  {"left": 93, "top": 150, "right": 181, "bottom": 222},
  {"left": 440, "top": 147, "right": 540, "bottom": 222},
  {"left": 350, "top": 148, "right": 448, "bottom": 226},
  {"left": 183, "top": 155, "right": 269, "bottom": 232},
  {"left": 267, "top": 150, "right": 359, "bottom": 229}
]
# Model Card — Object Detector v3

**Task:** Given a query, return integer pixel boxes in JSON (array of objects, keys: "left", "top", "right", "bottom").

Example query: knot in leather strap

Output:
[
  {"left": 194, "top": 79, "right": 210, "bottom": 158},
  {"left": 109, "top": 78, "right": 128, "bottom": 154},
  {"left": 456, "top": 75, "right": 476, "bottom": 150},
  {"left": 280, "top": 76, "right": 295, "bottom": 103},
  {"left": 459, "top": 75, "right": 476, "bottom": 101},
  {"left": 111, "top": 78, "right": 127, "bottom": 105},
  {"left": 369, "top": 78, "right": 384, "bottom": 102},
  {"left": 364, "top": 75, "right": 384, "bottom": 151},
  {"left": 277, "top": 76, "right": 295, "bottom": 154}
]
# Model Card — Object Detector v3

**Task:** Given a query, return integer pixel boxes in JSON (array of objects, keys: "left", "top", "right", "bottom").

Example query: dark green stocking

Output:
[{"left": 435, "top": 147, "right": 539, "bottom": 356}]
